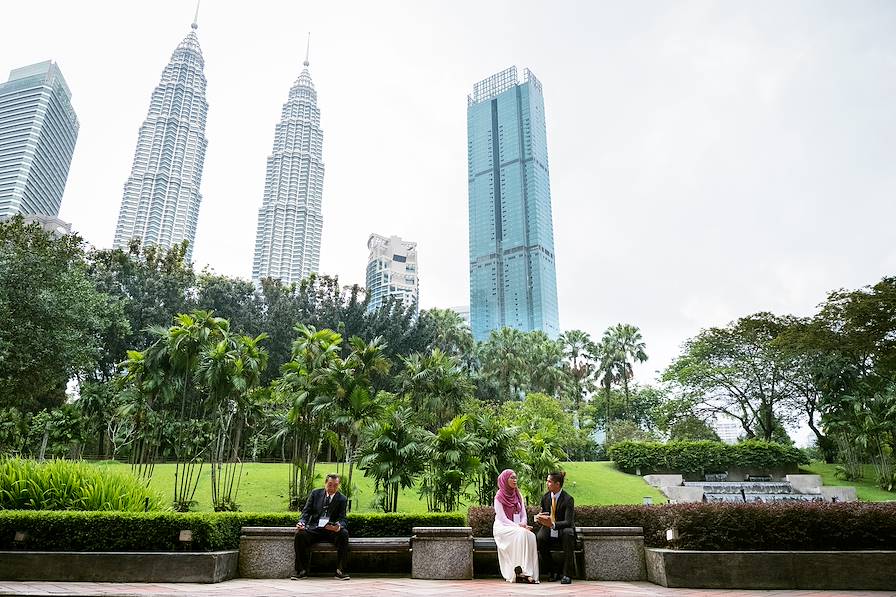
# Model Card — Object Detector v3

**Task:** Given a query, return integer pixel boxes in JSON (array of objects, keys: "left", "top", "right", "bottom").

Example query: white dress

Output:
[{"left": 493, "top": 495, "right": 540, "bottom": 582}]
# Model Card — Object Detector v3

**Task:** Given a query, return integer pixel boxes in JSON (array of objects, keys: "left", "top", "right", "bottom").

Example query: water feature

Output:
[{"left": 684, "top": 479, "right": 824, "bottom": 503}]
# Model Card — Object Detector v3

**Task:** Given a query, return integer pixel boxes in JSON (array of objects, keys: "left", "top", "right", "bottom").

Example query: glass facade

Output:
[
  {"left": 467, "top": 66, "right": 560, "bottom": 341},
  {"left": 113, "top": 24, "right": 208, "bottom": 259},
  {"left": 0, "top": 61, "right": 79, "bottom": 221},
  {"left": 252, "top": 62, "right": 324, "bottom": 285}
]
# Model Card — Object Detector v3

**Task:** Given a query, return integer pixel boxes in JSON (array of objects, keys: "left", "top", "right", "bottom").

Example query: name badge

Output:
[
  {"left": 550, "top": 529, "right": 558, "bottom": 538},
  {"left": 318, "top": 516, "right": 330, "bottom": 527}
]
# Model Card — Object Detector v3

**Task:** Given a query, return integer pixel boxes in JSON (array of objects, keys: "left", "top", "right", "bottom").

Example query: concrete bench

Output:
[{"left": 239, "top": 526, "right": 409, "bottom": 577}]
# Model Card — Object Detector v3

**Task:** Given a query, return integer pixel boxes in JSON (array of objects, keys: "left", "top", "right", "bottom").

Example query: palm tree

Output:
[
  {"left": 602, "top": 324, "right": 648, "bottom": 417},
  {"left": 275, "top": 324, "right": 343, "bottom": 509},
  {"left": 477, "top": 327, "right": 527, "bottom": 400},
  {"left": 399, "top": 349, "right": 473, "bottom": 430},
  {"left": 199, "top": 330, "right": 268, "bottom": 511},
  {"left": 358, "top": 406, "right": 425, "bottom": 512},
  {"left": 470, "top": 409, "right": 521, "bottom": 505},
  {"left": 420, "top": 415, "right": 482, "bottom": 512},
  {"left": 328, "top": 335, "right": 391, "bottom": 509},
  {"left": 559, "top": 330, "right": 596, "bottom": 411},
  {"left": 425, "top": 308, "right": 475, "bottom": 366}
]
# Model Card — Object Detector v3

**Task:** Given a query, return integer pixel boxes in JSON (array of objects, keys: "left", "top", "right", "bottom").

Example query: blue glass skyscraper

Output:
[{"left": 467, "top": 66, "right": 560, "bottom": 341}]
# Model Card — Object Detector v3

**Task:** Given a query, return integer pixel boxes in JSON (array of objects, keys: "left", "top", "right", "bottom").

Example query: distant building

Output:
[
  {"left": 0, "top": 61, "right": 79, "bottom": 221},
  {"left": 450, "top": 305, "right": 471, "bottom": 327},
  {"left": 366, "top": 233, "right": 418, "bottom": 313},
  {"left": 113, "top": 12, "right": 208, "bottom": 259},
  {"left": 467, "top": 66, "right": 560, "bottom": 341},
  {"left": 713, "top": 417, "right": 742, "bottom": 445},
  {"left": 22, "top": 213, "right": 72, "bottom": 237},
  {"left": 252, "top": 38, "right": 325, "bottom": 285}
]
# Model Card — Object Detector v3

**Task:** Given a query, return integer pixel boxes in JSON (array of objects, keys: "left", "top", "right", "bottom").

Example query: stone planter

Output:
[
  {"left": 0, "top": 550, "right": 238, "bottom": 583},
  {"left": 579, "top": 526, "right": 645, "bottom": 581},
  {"left": 411, "top": 526, "right": 473, "bottom": 580},
  {"left": 646, "top": 548, "right": 896, "bottom": 590}
]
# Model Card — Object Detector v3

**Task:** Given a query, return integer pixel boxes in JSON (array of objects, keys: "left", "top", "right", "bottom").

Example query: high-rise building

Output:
[
  {"left": 0, "top": 61, "right": 79, "bottom": 221},
  {"left": 252, "top": 39, "right": 324, "bottom": 285},
  {"left": 366, "top": 233, "right": 419, "bottom": 313},
  {"left": 113, "top": 13, "right": 208, "bottom": 259},
  {"left": 467, "top": 66, "right": 560, "bottom": 341}
]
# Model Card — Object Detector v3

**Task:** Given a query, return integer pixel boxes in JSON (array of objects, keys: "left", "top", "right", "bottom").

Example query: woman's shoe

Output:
[{"left": 513, "top": 565, "right": 524, "bottom": 583}]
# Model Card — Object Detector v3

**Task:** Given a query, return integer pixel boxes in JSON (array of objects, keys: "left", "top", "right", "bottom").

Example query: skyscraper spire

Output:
[
  {"left": 252, "top": 39, "right": 325, "bottom": 285},
  {"left": 304, "top": 32, "right": 311, "bottom": 67},
  {"left": 192, "top": 0, "right": 200, "bottom": 30},
  {"left": 113, "top": 14, "right": 209, "bottom": 259}
]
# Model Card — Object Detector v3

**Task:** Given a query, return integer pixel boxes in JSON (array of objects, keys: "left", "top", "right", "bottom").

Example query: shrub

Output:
[
  {"left": 609, "top": 440, "right": 808, "bottom": 475},
  {"left": 468, "top": 503, "right": 896, "bottom": 550},
  {"left": 670, "top": 502, "right": 896, "bottom": 550},
  {"left": 0, "top": 511, "right": 467, "bottom": 551},
  {"left": 0, "top": 457, "right": 166, "bottom": 511}
]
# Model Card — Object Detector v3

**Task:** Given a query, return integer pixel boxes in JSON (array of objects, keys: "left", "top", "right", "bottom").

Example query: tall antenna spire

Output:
[
  {"left": 191, "top": 0, "right": 200, "bottom": 30},
  {"left": 304, "top": 32, "right": 311, "bottom": 67}
]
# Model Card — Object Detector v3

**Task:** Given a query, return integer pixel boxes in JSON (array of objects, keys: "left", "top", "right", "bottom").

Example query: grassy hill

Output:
[
  {"left": 93, "top": 460, "right": 665, "bottom": 513},
  {"left": 801, "top": 462, "right": 896, "bottom": 502}
]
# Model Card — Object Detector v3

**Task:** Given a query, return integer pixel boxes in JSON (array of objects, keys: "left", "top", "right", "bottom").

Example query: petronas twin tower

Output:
[{"left": 113, "top": 13, "right": 324, "bottom": 284}]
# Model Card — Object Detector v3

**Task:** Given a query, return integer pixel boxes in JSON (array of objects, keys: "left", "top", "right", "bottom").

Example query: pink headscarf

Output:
[{"left": 496, "top": 469, "right": 523, "bottom": 521}]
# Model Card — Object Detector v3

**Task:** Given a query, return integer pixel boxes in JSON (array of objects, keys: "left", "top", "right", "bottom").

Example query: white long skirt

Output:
[{"left": 493, "top": 523, "right": 539, "bottom": 582}]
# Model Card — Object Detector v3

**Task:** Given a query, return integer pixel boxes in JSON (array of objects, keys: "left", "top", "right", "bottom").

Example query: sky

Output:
[{"left": 3, "top": 0, "right": 895, "bottom": 394}]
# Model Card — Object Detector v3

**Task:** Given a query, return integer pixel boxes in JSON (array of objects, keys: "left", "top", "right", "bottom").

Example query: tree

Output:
[
  {"left": 559, "top": 330, "right": 596, "bottom": 411},
  {"left": 196, "top": 273, "right": 264, "bottom": 336},
  {"left": 199, "top": 329, "right": 269, "bottom": 511},
  {"left": 0, "top": 216, "right": 123, "bottom": 413},
  {"left": 420, "top": 308, "right": 474, "bottom": 366},
  {"left": 86, "top": 239, "right": 195, "bottom": 383},
  {"left": 419, "top": 415, "right": 481, "bottom": 512},
  {"left": 358, "top": 405, "right": 425, "bottom": 512},
  {"left": 469, "top": 407, "right": 521, "bottom": 506},
  {"left": 275, "top": 324, "right": 343, "bottom": 508},
  {"left": 601, "top": 324, "right": 648, "bottom": 416},
  {"left": 663, "top": 313, "right": 799, "bottom": 442},
  {"left": 328, "top": 336, "right": 391, "bottom": 508},
  {"left": 399, "top": 349, "right": 473, "bottom": 431}
]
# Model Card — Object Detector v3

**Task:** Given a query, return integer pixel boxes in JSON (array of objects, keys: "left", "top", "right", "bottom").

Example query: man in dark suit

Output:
[
  {"left": 292, "top": 473, "right": 350, "bottom": 580},
  {"left": 534, "top": 471, "right": 575, "bottom": 584}
]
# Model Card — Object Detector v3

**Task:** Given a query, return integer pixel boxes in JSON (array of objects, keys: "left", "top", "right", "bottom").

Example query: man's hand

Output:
[
  {"left": 295, "top": 522, "right": 306, "bottom": 532},
  {"left": 324, "top": 522, "right": 340, "bottom": 533},
  {"left": 534, "top": 513, "right": 551, "bottom": 527}
]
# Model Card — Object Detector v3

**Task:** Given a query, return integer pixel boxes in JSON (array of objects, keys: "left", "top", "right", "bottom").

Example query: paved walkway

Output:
[{"left": 0, "top": 579, "right": 892, "bottom": 597}]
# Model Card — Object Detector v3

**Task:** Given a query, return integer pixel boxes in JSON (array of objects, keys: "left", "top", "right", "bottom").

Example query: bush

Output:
[
  {"left": 609, "top": 440, "right": 808, "bottom": 475},
  {"left": 468, "top": 503, "right": 896, "bottom": 550},
  {"left": 0, "top": 457, "right": 166, "bottom": 511},
  {"left": 0, "top": 511, "right": 467, "bottom": 551}
]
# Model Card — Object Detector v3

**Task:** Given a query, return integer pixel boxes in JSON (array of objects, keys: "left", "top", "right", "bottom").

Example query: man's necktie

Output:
[
  {"left": 550, "top": 494, "right": 556, "bottom": 524},
  {"left": 323, "top": 495, "right": 331, "bottom": 513}
]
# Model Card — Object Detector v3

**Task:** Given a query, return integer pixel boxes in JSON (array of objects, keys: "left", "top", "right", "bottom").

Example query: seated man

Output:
[
  {"left": 292, "top": 473, "right": 350, "bottom": 580},
  {"left": 534, "top": 471, "right": 575, "bottom": 584}
]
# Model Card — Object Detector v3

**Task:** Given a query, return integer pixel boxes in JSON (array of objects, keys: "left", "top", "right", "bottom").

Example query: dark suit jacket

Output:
[
  {"left": 540, "top": 489, "right": 575, "bottom": 532},
  {"left": 300, "top": 489, "right": 348, "bottom": 530}
]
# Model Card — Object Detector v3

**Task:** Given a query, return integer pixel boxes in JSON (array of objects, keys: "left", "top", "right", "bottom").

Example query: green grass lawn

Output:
[
  {"left": 800, "top": 462, "right": 896, "bottom": 502},
  {"left": 92, "top": 460, "right": 664, "bottom": 513}
]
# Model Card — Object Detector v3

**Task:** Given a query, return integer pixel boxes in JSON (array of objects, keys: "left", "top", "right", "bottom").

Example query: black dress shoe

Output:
[
  {"left": 290, "top": 569, "right": 307, "bottom": 580},
  {"left": 560, "top": 576, "right": 572, "bottom": 584}
]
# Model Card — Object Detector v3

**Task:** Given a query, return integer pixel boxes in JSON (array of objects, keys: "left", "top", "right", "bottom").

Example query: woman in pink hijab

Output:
[{"left": 493, "top": 469, "right": 539, "bottom": 583}]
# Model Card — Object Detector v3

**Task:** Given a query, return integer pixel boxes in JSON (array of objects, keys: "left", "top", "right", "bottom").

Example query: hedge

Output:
[
  {"left": 609, "top": 440, "right": 808, "bottom": 475},
  {"left": 0, "top": 511, "right": 466, "bottom": 552},
  {"left": 468, "top": 503, "right": 896, "bottom": 550}
]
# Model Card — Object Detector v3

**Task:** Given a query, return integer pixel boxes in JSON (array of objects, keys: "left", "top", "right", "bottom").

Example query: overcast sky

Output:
[{"left": 4, "top": 0, "right": 895, "bottom": 385}]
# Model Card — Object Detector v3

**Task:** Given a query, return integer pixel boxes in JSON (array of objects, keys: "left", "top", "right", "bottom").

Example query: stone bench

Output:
[
  {"left": 239, "top": 525, "right": 645, "bottom": 581},
  {"left": 239, "top": 526, "right": 410, "bottom": 577},
  {"left": 472, "top": 526, "right": 645, "bottom": 581}
]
